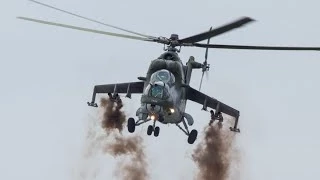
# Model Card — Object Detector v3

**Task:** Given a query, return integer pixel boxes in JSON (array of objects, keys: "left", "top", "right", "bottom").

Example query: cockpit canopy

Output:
[
  {"left": 144, "top": 81, "right": 170, "bottom": 99},
  {"left": 150, "top": 69, "right": 175, "bottom": 86}
]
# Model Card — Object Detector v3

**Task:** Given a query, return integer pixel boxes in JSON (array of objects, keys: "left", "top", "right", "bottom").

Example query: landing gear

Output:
[
  {"left": 188, "top": 130, "right": 198, "bottom": 144},
  {"left": 147, "top": 120, "right": 160, "bottom": 136},
  {"left": 147, "top": 125, "right": 153, "bottom": 135},
  {"left": 127, "top": 115, "right": 151, "bottom": 133},
  {"left": 176, "top": 118, "right": 198, "bottom": 144},
  {"left": 218, "top": 122, "right": 223, "bottom": 129},
  {"left": 127, "top": 118, "right": 135, "bottom": 133},
  {"left": 127, "top": 114, "right": 161, "bottom": 137},
  {"left": 154, "top": 127, "right": 160, "bottom": 137}
]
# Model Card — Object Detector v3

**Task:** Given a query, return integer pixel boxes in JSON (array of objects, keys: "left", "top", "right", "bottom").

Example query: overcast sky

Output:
[{"left": 1, "top": 0, "right": 320, "bottom": 180}]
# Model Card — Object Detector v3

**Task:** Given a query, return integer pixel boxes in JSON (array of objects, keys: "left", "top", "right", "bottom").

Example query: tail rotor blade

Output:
[
  {"left": 205, "top": 70, "right": 209, "bottom": 80},
  {"left": 199, "top": 27, "right": 213, "bottom": 91},
  {"left": 204, "top": 27, "right": 212, "bottom": 67},
  {"left": 199, "top": 72, "right": 205, "bottom": 91}
]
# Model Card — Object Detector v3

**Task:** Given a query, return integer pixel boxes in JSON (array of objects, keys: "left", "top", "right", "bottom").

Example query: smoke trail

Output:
[
  {"left": 71, "top": 114, "right": 106, "bottom": 180},
  {"left": 104, "top": 134, "right": 148, "bottom": 180},
  {"left": 192, "top": 122, "right": 238, "bottom": 180},
  {"left": 99, "top": 97, "right": 149, "bottom": 180},
  {"left": 100, "top": 97, "right": 125, "bottom": 133}
]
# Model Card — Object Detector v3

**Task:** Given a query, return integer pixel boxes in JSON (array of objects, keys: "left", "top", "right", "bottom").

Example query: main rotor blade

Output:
[
  {"left": 179, "top": 17, "right": 254, "bottom": 43},
  {"left": 193, "top": 43, "right": 320, "bottom": 51},
  {"left": 28, "top": 0, "right": 156, "bottom": 39},
  {"left": 18, "top": 17, "right": 154, "bottom": 41}
]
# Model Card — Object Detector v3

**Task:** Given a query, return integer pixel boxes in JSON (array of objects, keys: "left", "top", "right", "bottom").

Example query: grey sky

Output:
[{"left": 1, "top": 0, "right": 320, "bottom": 179}]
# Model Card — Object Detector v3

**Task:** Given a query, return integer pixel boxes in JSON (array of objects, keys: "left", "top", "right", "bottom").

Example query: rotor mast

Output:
[{"left": 164, "top": 34, "right": 181, "bottom": 53}]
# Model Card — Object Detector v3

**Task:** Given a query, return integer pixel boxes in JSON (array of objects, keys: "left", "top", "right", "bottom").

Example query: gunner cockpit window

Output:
[
  {"left": 145, "top": 82, "right": 169, "bottom": 99},
  {"left": 150, "top": 85, "right": 163, "bottom": 98}
]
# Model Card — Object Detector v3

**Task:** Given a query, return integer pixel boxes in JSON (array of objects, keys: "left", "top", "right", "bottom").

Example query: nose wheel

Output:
[
  {"left": 147, "top": 125, "right": 153, "bottom": 135},
  {"left": 147, "top": 125, "right": 160, "bottom": 137},
  {"left": 147, "top": 120, "right": 160, "bottom": 137},
  {"left": 127, "top": 116, "right": 160, "bottom": 137},
  {"left": 154, "top": 127, "right": 160, "bottom": 137}
]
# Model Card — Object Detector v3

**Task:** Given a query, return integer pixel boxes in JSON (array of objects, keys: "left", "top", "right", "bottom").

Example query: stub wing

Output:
[
  {"left": 87, "top": 81, "right": 144, "bottom": 107},
  {"left": 186, "top": 86, "right": 240, "bottom": 132}
]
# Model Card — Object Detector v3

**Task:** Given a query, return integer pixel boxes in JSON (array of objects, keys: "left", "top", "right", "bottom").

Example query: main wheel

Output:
[
  {"left": 147, "top": 125, "right": 153, "bottom": 135},
  {"left": 188, "top": 129, "right": 198, "bottom": 144},
  {"left": 154, "top": 127, "right": 160, "bottom": 137},
  {"left": 127, "top": 118, "right": 135, "bottom": 133},
  {"left": 218, "top": 122, "right": 223, "bottom": 129}
]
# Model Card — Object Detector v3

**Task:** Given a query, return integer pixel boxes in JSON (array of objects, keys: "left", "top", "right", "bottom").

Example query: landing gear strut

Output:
[
  {"left": 176, "top": 118, "right": 198, "bottom": 144},
  {"left": 127, "top": 117, "right": 150, "bottom": 134}
]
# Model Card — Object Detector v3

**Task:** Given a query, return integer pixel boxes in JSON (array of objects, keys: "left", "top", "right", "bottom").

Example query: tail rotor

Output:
[{"left": 199, "top": 27, "right": 212, "bottom": 91}]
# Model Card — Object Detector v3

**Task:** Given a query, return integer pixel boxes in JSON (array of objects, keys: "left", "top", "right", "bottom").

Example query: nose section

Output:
[
  {"left": 145, "top": 103, "right": 164, "bottom": 122},
  {"left": 146, "top": 103, "right": 162, "bottom": 114}
]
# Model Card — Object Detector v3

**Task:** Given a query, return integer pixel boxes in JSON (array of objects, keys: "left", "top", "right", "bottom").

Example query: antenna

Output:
[{"left": 199, "top": 27, "right": 212, "bottom": 91}]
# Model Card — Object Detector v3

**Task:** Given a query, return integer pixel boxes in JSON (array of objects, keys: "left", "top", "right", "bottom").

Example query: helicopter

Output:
[{"left": 18, "top": 0, "right": 320, "bottom": 144}]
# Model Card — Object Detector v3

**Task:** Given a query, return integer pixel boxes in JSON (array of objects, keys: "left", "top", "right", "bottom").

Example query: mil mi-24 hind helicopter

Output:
[{"left": 19, "top": 0, "right": 320, "bottom": 144}]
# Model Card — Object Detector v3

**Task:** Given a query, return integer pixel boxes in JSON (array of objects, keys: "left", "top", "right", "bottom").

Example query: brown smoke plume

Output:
[
  {"left": 99, "top": 97, "right": 149, "bottom": 180},
  {"left": 104, "top": 134, "right": 148, "bottom": 180},
  {"left": 192, "top": 122, "right": 238, "bottom": 180},
  {"left": 100, "top": 97, "right": 126, "bottom": 133}
]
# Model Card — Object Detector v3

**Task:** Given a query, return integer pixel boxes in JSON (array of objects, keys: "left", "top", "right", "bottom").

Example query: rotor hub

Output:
[{"left": 169, "top": 34, "right": 179, "bottom": 41}]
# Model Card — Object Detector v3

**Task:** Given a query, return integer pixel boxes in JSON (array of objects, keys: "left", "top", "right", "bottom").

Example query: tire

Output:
[
  {"left": 187, "top": 129, "right": 198, "bottom": 144},
  {"left": 154, "top": 127, "right": 160, "bottom": 137},
  {"left": 127, "top": 118, "right": 135, "bottom": 133},
  {"left": 147, "top": 125, "right": 153, "bottom": 135}
]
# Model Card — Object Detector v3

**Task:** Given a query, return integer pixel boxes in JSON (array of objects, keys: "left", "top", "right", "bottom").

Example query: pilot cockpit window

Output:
[
  {"left": 150, "top": 70, "right": 175, "bottom": 86},
  {"left": 157, "top": 71, "right": 169, "bottom": 81}
]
